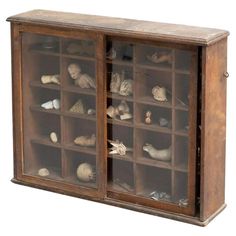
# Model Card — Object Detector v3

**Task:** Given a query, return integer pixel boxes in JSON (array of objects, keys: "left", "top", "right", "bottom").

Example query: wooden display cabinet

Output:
[{"left": 8, "top": 10, "right": 229, "bottom": 226}]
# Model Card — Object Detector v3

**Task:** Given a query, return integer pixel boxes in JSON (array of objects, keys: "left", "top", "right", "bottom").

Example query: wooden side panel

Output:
[
  {"left": 11, "top": 23, "right": 24, "bottom": 180},
  {"left": 200, "top": 38, "right": 227, "bottom": 221}
]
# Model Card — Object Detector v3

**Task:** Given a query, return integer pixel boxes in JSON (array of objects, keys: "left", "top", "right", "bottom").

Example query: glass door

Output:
[
  {"left": 22, "top": 31, "right": 101, "bottom": 195},
  {"left": 105, "top": 38, "right": 198, "bottom": 215}
]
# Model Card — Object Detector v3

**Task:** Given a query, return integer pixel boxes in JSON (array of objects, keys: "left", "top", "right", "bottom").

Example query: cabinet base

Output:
[{"left": 11, "top": 178, "right": 226, "bottom": 226}]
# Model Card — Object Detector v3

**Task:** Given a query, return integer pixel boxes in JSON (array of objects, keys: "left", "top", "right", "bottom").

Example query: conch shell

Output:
[
  {"left": 152, "top": 86, "right": 168, "bottom": 102},
  {"left": 143, "top": 143, "right": 171, "bottom": 161},
  {"left": 76, "top": 163, "right": 96, "bottom": 182},
  {"left": 74, "top": 134, "right": 96, "bottom": 147}
]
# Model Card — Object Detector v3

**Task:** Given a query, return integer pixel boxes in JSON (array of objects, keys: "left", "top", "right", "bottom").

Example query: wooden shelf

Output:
[
  {"left": 29, "top": 48, "right": 60, "bottom": 57},
  {"left": 64, "top": 143, "right": 97, "bottom": 155},
  {"left": 30, "top": 105, "right": 61, "bottom": 115},
  {"left": 107, "top": 118, "right": 133, "bottom": 128},
  {"left": 135, "top": 122, "right": 172, "bottom": 134},
  {"left": 136, "top": 63, "right": 172, "bottom": 73},
  {"left": 106, "top": 59, "right": 133, "bottom": 67},
  {"left": 30, "top": 80, "right": 61, "bottom": 90},
  {"left": 61, "top": 53, "right": 95, "bottom": 62},
  {"left": 136, "top": 96, "right": 172, "bottom": 108},
  {"left": 107, "top": 92, "right": 134, "bottom": 102},
  {"left": 136, "top": 156, "right": 172, "bottom": 170},
  {"left": 107, "top": 181, "right": 135, "bottom": 194},
  {"left": 63, "top": 111, "right": 96, "bottom": 121},
  {"left": 108, "top": 153, "right": 133, "bottom": 162},
  {"left": 31, "top": 137, "right": 61, "bottom": 149},
  {"left": 63, "top": 85, "right": 96, "bottom": 96},
  {"left": 175, "top": 104, "right": 189, "bottom": 111}
]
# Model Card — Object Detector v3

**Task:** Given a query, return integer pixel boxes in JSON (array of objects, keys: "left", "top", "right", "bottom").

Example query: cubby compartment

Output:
[
  {"left": 23, "top": 32, "right": 60, "bottom": 53},
  {"left": 61, "top": 57, "right": 96, "bottom": 88},
  {"left": 175, "top": 50, "right": 192, "bottom": 71},
  {"left": 63, "top": 91, "right": 96, "bottom": 118},
  {"left": 30, "top": 87, "right": 61, "bottom": 110},
  {"left": 136, "top": 44, "right": 172, "bottom": 68},
  {"left": 135, "top": 129, "right": 172, "bottom": 163},
  {"left": 135, "top": 103, "right": 172, "bottom": 131},
  {"left": 107, "top": 158, "right": 134, "bottom": 193},
  {"left": 63, "top": 117, "right": 96, "bottom": 152},
  {"left": 62, "top": 38, "right": 95, "bottom": 58},
  {"left": 135, "top": 68, "right": 172, "bottom": 107},
  {"left": 175, "top": 110, "right": 189, "bottom": 133},
  {"left": 173, "top": 171, "right": 188, "bottom": 205},
  {"left": 106, "top": 40, "right": 133, "bottom": 62},
  {"left": 64, "top": 150, "right": 97, "bottom": 188},
  {"left": 136, "top": 164, "right": 172, "bottom": 201},
  {"left": 30, "top": 112, "right": 61, "bottom": 144},
  {"left": 24, "top": 143, "right": 62, "bottom": 179},
  {"left": 106, "top": 63, "right": 133, "bottom": 99},
  {"left": 107, "top": 124, "right": 133, "bottom": 160},
  {"left": 175, "top": 73, "right": 190, "bottom": 108},
  {"left": 175, "top": 136, "right": 188, "bottom": 171}
]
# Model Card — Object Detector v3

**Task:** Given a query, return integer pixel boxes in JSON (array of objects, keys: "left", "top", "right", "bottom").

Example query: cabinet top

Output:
[{"left": 7, "top": 9, "right": 229, "bottom": 46}]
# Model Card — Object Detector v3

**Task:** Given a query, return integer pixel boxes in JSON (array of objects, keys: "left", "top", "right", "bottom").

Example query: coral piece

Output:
[
  {"left": 108, "top": 139, "right": 132, "bottom": 156},
  {"left": 69, "top": 99, "right": 86, "bottom": 114},
  {"left": 41, "top": 74, "right": 60, "bottom": 85},
  {"left": 143, "top": 143, "right": 171, "bottom": 161},
  {"left": 74, "top": 134, "right": 96, "bottom": 147},
  {"left": 76, "top": 163, "right": 96, "bottom": 182}
]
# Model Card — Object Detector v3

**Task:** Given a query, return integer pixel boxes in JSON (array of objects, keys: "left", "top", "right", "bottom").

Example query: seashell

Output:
[
  {"left": 143, "top": 143, "right": 171, "bottom": 161},
  {"left": 107, "top": 106, "right": 119, "bottom": 119},
  {"left": 50, "top": 132, "right": 58, "bottom": 143},
  {"left": 178, "top": 198, "right": 188, "bottom": 207},
  {"left": 106, "top": 48, "right": 117, "bottom": 60},
  {"left": 70, "top": 99, "right": 86, "bottom": 114},
  {"left": 76, "top": 163, "right": 96, "bottom": 182},
  {"left": 38, "top": 168, "right": 50, "bottom": 177},
  {"left": 117, "top": 100, "right": 130, "bottom": 114},
  {"left": 120, "top": 113, "right": 132, "bottom": 120},
  {"left": 75, "top": 73, "right": 96, "bottom": 89},
  {"left": 52, "top": 99, "right": 60, "bottom": 110},
  {"left": 152, "top": 86, "right": 168, "bottom": 102},
  {"left": 110, "top": 72, "right": 122, "bottom": 93},
  {"left": 149, "top": 190, "right": 171, "bottom": 201},
  {"left": 147, "top": 52, "right": 172, "bottom": 64},
  {"left": 87, "top": 108, "right": 96, "bottom": 115},
  {"left": 119, "top": 79, "right": 133, "bottom": 96},
  {"left": 145, "top": 110, "right": 152, "bottom": 124},
  {"left": 68, "top": 63, "right": 82, "bottom": 80},
  {"left": 74, "top": 134, "right": 96, "bottom": 147},
  {"left": 41, "top": 100, "right": 54, "bottom": 109},
  {"left": 41, "top": 74, "right": 60, "bottom": 85}
]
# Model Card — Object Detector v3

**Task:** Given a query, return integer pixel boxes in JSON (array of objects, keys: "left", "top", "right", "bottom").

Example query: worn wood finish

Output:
[
  {"left": 7, "top": 10, "right": 229, "bottom": 46},
  {"left": 200, "top": 38, "right": 227, "bottom": 221},
  {"left": 9, "top": 11, "right": 228, "bottom": 226}
]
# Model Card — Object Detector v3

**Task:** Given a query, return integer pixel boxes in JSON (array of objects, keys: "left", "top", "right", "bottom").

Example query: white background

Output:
[{"left": 0, "top": 0, "right": 235, "bottom": 235}]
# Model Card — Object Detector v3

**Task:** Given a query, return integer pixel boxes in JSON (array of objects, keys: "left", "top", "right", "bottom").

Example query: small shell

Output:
[
  {"left": 120, "top": 113, "right": 132, "bottom": 120},
  {"left": 110, "top": 72, "right": 122, "bottom": 93},
  {"left": 76, "top": 163, "right": 96, "bottom": 182},
  {"left": 152, "top": 86, "right": 168, "bottom": 102},
  {"left": 119, "top": 79, "right": 133, "bottom": 96},
  {"left": 87, "top": 109, "right": 96, "bottom": 115},
  {"left": 41, "top": 75, "right": 60, "bottom": 85},
  {"left": 50, "top": 132, "right": 58, "bottom": 143},
  {"left": 38, "top": 168, "right": 50, "bottom": 177},
  {"left": 117, "top": 100, "right": 130, "bottom": 114},
  {"left": 107, "top": 106, "right": 119, "bottom": 119},
  {"left": 52, "top": 99, "right": 60, "bottom": 110},
  {"left": 74, "top": 134, "right": 96, "bottom": 147},
  {"left": 41, "top": 101, "right": 54, "bottom": 109},
  {"left": 106, "top": 48, "right": 117, "bottom": 60},
  {"left": 159, "top": 117, "right": 169, "bottom": 127}
]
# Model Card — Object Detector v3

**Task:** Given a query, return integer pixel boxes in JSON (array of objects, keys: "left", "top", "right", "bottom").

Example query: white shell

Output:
[
  {"left": 107, "top": 106, "right": 119, "bottom": 119},
  {"left": 38, "top": 168, "right": 50, "bottom": 177},
  {"left": 50, "top": 132, "right": 58, "bottom": 143},
  {"left": 110, "top": 72, "right": 122, "bottom": 93},
  {"left": 120, "top": 113, "right": 132, "bottom": 120},
  {"left": 76, "top": 163, "right": 96, "bottom": 182},
  {"left": 52, "top": 99, "right": 61, "bottom": 110},
  {"left": 87, "top": 109, "right": 96, "bottom": 115},
  {"left": 117, "top": 100, "right": 130, "bottom": 114},
  {"left": 119, "top": 79, "right": 133, "bottom": 96},
  {"left": 152, "top": 86, "right": 168, "bottom": 102},
  {"left": 143, "top": 144, "right": 171, "bottom": 161},
  {"left": 41, "top": 75, "right": 60, "bottom": 85},
  {"left": 41, "top": 101, "right": 54, "bottom": 109},
  {"left": 106, "top": 48, "right": 117, "bottom": 60}
]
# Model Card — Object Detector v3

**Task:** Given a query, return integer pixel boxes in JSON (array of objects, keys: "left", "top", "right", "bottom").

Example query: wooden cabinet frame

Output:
[{"left": 8, "top": 10, "right": 229, "bottom": 226}]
